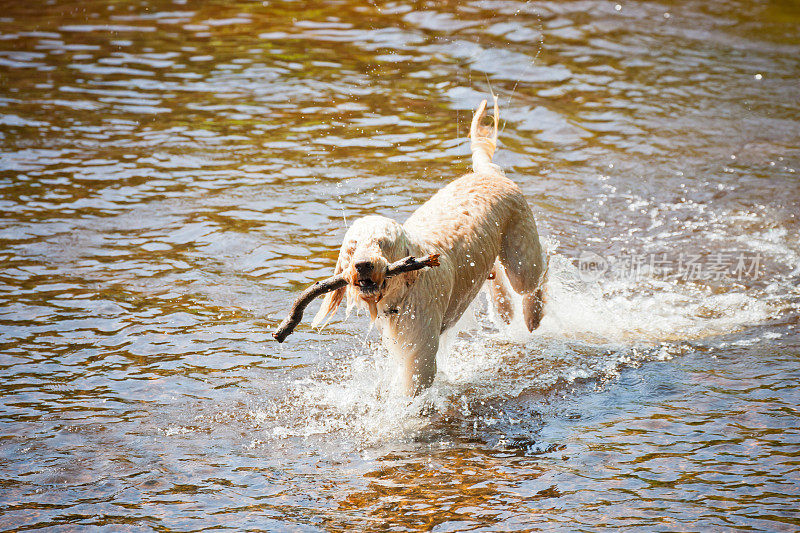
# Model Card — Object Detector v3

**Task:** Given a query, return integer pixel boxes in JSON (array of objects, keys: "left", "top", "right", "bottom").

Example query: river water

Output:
[{"left": 1, "top": 0, "right": 799, "bottom": 530}]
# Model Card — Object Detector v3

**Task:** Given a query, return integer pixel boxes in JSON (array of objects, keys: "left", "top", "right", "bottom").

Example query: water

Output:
[{"left": 1, "top": 0, "right": 799, "bottom": 530}]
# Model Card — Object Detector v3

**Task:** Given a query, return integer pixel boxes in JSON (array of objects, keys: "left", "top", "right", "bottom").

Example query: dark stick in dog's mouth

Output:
[{"left": 272, "top": 254, "right": 440, "bottom": 343}]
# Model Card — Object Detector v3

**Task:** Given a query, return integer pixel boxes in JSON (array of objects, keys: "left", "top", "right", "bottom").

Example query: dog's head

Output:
[{"left": 312, "top": 215, "right": 416, "bottom": 327}]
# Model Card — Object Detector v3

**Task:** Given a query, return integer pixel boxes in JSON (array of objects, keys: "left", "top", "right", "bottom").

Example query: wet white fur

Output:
[{"left": 312, "top": 98, "right": 547, "bottom": 395}]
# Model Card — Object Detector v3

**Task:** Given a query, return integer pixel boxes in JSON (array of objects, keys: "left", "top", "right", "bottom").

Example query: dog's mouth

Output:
[{"left": 355, "top": 278, "right": 384, "bottom": 299}]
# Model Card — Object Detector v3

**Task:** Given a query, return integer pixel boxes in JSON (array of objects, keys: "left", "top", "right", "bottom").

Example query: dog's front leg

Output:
[{"left": 381, "top": 312, "right": 441, "bottom": 396}]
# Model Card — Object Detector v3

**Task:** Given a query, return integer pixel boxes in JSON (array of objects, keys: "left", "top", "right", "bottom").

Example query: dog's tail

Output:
[{"left": 469, "top": 96, "right": 500, "bottom": 174}]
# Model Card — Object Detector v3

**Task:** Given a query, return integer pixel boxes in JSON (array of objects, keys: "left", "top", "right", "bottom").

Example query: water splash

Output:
[{"left": 254, "top": 222, "right": 786, "bottom": 446}]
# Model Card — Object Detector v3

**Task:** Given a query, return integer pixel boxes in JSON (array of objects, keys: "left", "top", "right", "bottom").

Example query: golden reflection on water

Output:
[{"left": 334, "top": 449, "right": 547, "bottom": 530}]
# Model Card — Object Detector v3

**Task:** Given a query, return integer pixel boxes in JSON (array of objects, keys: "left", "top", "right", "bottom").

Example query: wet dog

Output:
[{"left": 312, "top": 98, "right": 547, "bottom": 395}]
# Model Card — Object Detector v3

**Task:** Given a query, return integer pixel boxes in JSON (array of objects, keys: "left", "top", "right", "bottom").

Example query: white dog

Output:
[{"left": 312, "top": 97, "right": 547, "bottom": 395}]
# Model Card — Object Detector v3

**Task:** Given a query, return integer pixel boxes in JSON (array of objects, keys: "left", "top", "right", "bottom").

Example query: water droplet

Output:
[
  {"left": 754, "top": 73, "right": 762, "bottom": 80},
  {"left": 663, "top": 12, "right": 671, "bottom": 18},
  {"left": 469, "top": 261, "right": 475, "bottom": 266},
  {"left": 614, "top": 4, "right": 622, "bottom": 11}
]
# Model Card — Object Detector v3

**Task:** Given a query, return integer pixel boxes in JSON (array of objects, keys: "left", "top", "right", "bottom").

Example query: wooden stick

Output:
[{"left": 272, "top": 253, "right": 440, "bottom": 342}]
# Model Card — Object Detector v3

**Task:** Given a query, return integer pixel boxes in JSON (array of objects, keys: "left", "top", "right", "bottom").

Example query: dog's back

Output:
[{"left": 403, "top": 98, "right": 546, "bottom": 332}]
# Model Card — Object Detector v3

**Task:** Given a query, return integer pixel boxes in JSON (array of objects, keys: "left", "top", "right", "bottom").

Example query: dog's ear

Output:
[
  {"left": 311, "top": 240, "right": 355, "bottom": 329},
  {"left": 311, "top": 285, "right": 345, "bottom": 330}
]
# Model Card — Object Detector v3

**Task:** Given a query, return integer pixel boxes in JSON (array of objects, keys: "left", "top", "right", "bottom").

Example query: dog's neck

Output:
[
  {"left": 397, "top": 225, "right": 428, "bottom": 255},
  {"left": 374, "top": 228, "right": 433, "bottom": 319}
]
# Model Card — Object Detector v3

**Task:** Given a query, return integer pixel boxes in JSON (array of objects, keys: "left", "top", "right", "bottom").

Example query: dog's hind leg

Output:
[
  {"left": 488, "top": 261, "right": 514, "bottom": 325},
  {"left": 499, "top": 201, "right": 548, "bottom": 332},
  {"left": 522, "top": 283, "right": 546, "bottom": 331}
]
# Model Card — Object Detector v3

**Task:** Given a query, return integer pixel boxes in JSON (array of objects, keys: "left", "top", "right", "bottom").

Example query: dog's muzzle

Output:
[{"left": 354, "top": 260, "right": 385, "bottom": 298}]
